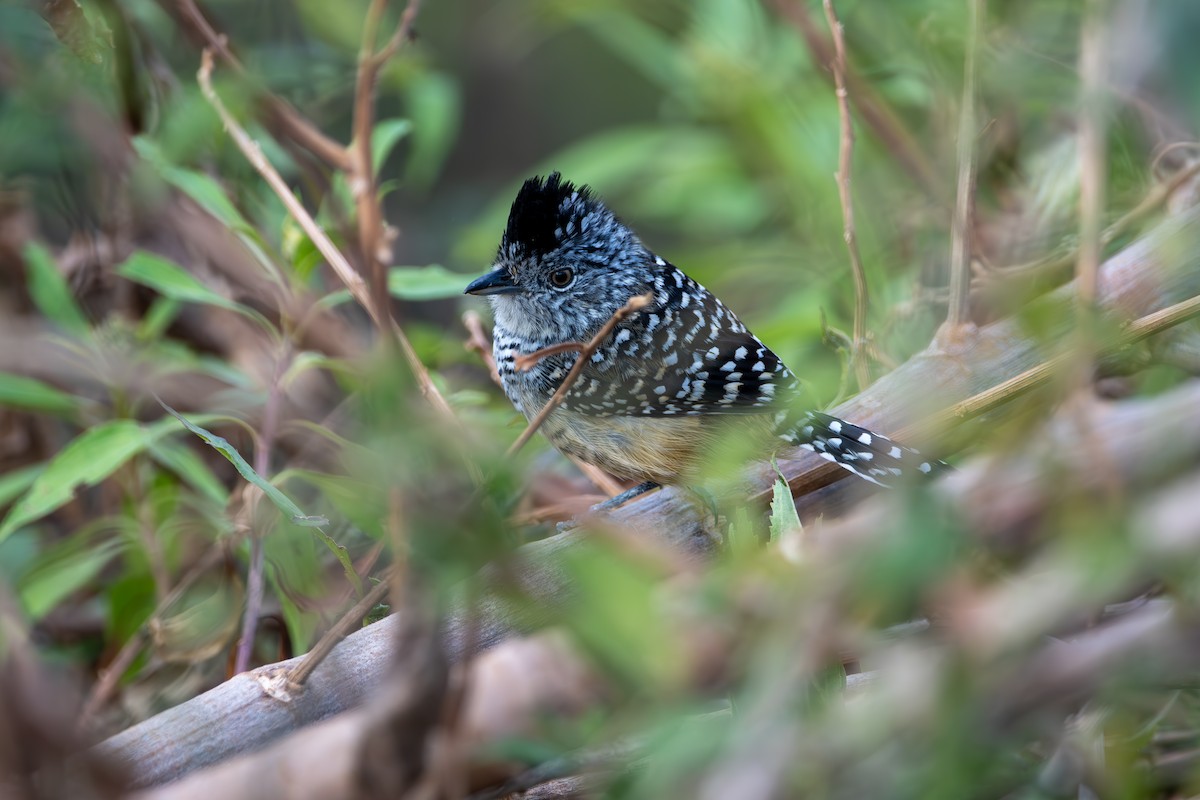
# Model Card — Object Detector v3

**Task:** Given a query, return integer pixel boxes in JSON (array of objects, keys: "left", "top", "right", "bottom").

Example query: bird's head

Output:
[{"left": 465, "top": 173, "right": 654, "bottom": 343}]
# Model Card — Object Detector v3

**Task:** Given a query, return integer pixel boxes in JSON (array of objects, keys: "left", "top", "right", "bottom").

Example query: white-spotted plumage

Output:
[{"left": 470, "top": 173, "right": 948, "bottom": 489}]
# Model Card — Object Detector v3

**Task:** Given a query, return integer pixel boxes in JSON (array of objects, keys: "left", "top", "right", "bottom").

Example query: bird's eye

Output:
[{"left": 549, "top": 268, "right": 575, "bottom": 289}]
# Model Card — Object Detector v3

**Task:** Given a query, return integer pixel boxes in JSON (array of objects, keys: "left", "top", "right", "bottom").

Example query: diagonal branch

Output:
[
  {"left": 197, "top": 49, "right": 456, "bottom": 424},
  {"left": 165, "top": 0, "right": 353, "bottom": 171}
]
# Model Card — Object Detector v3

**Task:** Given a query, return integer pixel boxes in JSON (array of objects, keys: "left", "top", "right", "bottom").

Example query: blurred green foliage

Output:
[{"left": 0, "top": 0, "right": 1199, "bottom": 796}]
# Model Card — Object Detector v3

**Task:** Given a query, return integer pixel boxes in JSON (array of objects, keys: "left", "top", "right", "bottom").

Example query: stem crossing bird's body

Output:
[{"left": 468, "top": 173, "right": 944, "bottom": 493}]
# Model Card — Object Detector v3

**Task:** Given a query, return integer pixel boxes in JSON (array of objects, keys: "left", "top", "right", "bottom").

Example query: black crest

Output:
[{"left": 502, "top": 172, "right": 597, "bottom": 260}]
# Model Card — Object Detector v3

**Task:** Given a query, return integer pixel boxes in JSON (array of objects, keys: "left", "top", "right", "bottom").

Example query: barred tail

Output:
[{"left": 779, "top": 411, "right": 949, "bottom": 487}]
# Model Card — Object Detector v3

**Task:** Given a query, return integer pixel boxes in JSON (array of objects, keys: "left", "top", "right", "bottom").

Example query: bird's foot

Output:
[{"left": 555, "top": 481, "right": 661, "bottom": 533}]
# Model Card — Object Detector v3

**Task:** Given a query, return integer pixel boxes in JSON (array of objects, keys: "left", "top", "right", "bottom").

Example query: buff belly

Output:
[{"left": 538, "top": 408, "right": 776, "bottom": 486}]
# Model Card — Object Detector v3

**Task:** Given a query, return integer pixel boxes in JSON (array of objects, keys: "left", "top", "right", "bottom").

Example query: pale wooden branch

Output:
[
  {"left": 767, "top": 203, "right": 1200, "bottom": 503},
  {"left": 126, "top": 527, "right": 1200, "bottom": 800},
  {"left": 507, "top": 292, "right": 653, "bottom": 457},
  {"left": 822, "top": 0, "right": 871, "bottom": 391},
  {"left": 884, "top": 290, "right": 1200, "bottom": 454}
]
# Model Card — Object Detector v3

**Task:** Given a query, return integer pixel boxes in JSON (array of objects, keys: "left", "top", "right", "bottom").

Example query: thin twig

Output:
[
  {"left": 1077, "top": 0, "right": 1108, "bottom": 315},
  {"left": 822, "top": 0, "right": 870, "bottom": 391},
  {"left": 353, "top": 0, "right": 393, "bottom": 318},
  {"left": 1070, "top": 0, "right": 1118, "bottom": 499},
  {"left": 285, "top": 567, "right": 396, "bottom": 688},
  {"left": 946, "top": 0, "right": 983, "bottom": 328},
  {"left": 571, "top": 458, "right": 625, "bottom": 498},
  {"left": 462, "top": 310, "right": 502, "bottom": 387},
  {"left": 234, "top": 342, "right": 293, "bottom": 674},
  {"left": 197, "top": 48, "right": 456, "bottom": 424},
  {"left": 166, "top": 0, "right": 352, "bottom": 170},
  {"left": 463, "top": 311, "right": 622, "bottom": 496},
  {"left": 351, "top": 0, "right": 422, "bottom": 320},
  {"left": 771, "top": 0, "right": 943, "bottom": 204},
  {"left": 507, "top": 293, "right": 653, "bottom": 457}
]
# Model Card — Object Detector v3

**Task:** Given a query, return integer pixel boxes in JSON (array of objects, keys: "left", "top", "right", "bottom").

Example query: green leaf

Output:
[
  {"left": 308, "top": 524, "right": 361, "bottom": 597},
  {"left": 158, "top": 400, "right": 327, "bottom": 527},
  {"left": 148, "top": 438, "right": 230, "bottom": 507},
  {"left": 282, "top": 351, "right": 351, "bottom": 389},
  {"left": 22, "top": 242, "right": 89, "bottom": 335},
  {"left": 768, "top": 474, "right": 801, "bottom": 544},
  {"left": 166, "top": 168, "right": 248, "bottom": 230},
  {"left": 134, "top": 137, "right": 249, "bottom": 230},
  {"left": 319, "top": 265, "right": 469, "bottom": 308},
  {"left": 282, "top": 469, "right": 386, "bottom": 539},
  {"left": 18, "top": 528, "right": 126, "bottom": 619},
  {"left": 0, "top": 372, "right": 81, "bottom": 416},
  {"left": 138, "top": 296, "right": 183, "bottom": 341},
  {"left": 117, "top": 251, "right": 275, "bottom": 334},
  {"left": 0, "top": 464, "right": 43, "bottom": 510},
  {"left": 371, "top": 118, "right": 412, "bottom": 177},
  {"left": 0, "top": 421, "right": 152, "bottom": 543},
  {"left": 403, "top": 72, "right": 460, "bottom": 189},
  {"left": 118, "top": 251, "right": 240, "bottom": 312},
  {"left": 387, "top": 265, "right": 471, "bottom": 300}
]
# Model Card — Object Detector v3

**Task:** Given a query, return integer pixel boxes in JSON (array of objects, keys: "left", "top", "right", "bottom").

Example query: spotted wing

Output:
[{"left": 560, "top": 262, "right": 802, "bottom": 417}]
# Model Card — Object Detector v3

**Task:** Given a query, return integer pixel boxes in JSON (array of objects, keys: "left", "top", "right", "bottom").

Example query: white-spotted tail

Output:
[{"left": 780, "top": 411, "right": 949, "bottom": 487}]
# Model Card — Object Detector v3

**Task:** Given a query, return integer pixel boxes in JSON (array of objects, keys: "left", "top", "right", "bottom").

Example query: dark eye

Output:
[{"left": 549, "top": 268, "right": 574, "bottom": 289}]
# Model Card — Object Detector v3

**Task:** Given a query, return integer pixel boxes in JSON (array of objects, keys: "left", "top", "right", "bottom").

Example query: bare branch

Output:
[
  {"left": 822, "top": 0, "right": 871, "bottom": 391},
  {"left": 461, "top": 310, "right": 502, "bottom": 387},
  {"left": 351, "top": 0, "right": 423, "bottom": 321}
]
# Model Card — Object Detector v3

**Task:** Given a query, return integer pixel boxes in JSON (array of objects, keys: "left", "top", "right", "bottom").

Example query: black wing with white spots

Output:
[{"left": 559, "top": 259, "right": 803, "bottom": 417}]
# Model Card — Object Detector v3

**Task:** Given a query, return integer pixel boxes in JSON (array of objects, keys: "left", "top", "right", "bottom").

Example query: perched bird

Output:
[{"left": 466, "top": 173, "right": 944, "bottom": 507}]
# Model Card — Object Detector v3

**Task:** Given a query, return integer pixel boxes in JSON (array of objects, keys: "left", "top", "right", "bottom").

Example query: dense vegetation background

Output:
[{"left": 2, "top": 0, "right": 1200, "bottom": 798}]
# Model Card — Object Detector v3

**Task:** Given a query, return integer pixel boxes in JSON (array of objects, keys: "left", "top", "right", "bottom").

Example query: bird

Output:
[{"left": 465, "top": 173, "right": 946, "bottom": 509}]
